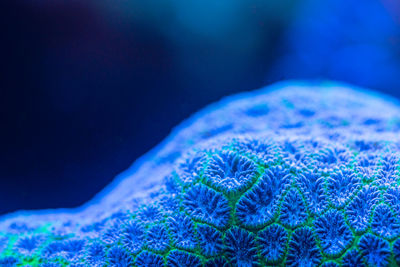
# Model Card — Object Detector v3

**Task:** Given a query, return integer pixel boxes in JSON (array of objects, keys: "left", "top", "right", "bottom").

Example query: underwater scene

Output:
[{"left": 1, "top": 0, "right": 400, "bottom": 266}]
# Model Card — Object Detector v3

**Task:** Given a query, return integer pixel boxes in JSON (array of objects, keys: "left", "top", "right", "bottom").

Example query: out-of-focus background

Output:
[{"left": 1, "top": 0, "right": 399, "bottom": 214}]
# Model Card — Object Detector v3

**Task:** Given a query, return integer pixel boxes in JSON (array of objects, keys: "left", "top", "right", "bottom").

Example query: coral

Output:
[
  {"left": 279, "top": 188, "right": 308, "bottom": 228},
  {"left": 204, "top": 150, "right": 258, "bottom": 195},
  {"left": 135, "top": 251, "right": 164, "bottom": 267},
  {"left": 358, "top": 233, "right": 391, "bottom": 267},
  {"left": 393, "top": 238, "right": 400, "bottom": 265},
  {"left": 183, "top": 184, "right": 231, "bottom": 229},
  {"left": 14, "top": 235, "right": 43, "bottom": 255},
  {"left": 314, "top": 210, "right": 353, "bottom": 257},
  {"left": 341, "top": 249, "right": 365, "bottom": 267},
  {"left": 0, "top": 256, "right": 19, "bottom": 267},
  {"left": 376, "top": 154, "right": 399, "bottom": 186},
  {"left": 286, "top": 227, "right": 321, "bottom": 266},
  {"left": 346, "top": 185, "right": 379, "bottom": 233},
  {"left": 167, "top": 250, "right": 201, "bottom": 267},
  {"left": 235, "top": 165, "right": 291, "bottom": 229},
  {"left": 384, "top": 186, "right": 400, "bottom": 214},
  {"left": 42, "top": 239, "right": 85, "bottom": 260},
  {"left": 234, "top": 137, "right": 277, "bottom": 164},
  {"left": 101, "top": 221, "right": 123, "bottom": 245},
  {"left": 257, "top": 223, "right": 288, "bottom": 264},
  {"left": 107, "top": 246, "right": 133, "bottom": 267},
  {"left": 0, "top": 237, "right": 7, "bottom": 254},
  {"left": 371, "top": 203, "right": 400, "bottom": 240},
  {"left": 224, "top": 227, "right": 258, "bottom": 266},
  {"left": 121, "top": 221, "right": 144, "bottom": 254},
  {"left": 196, "top": 224, "right": 223, "bottom": 257},
  {"left": 2, "top": 82, "right": 400, "bottom": 265},
  {"left": 296, "top": 170, "right": 327, "bottom": 215},
  {"left": 175, "top": 152, "right": 206, "bottom": 185},
  {"left": 146, "top": 224, "right": 169, "bottom": 253},
  {"left": 204, "top": 257, "right": 229, "bottom": 267},
  {"left": 40, "top": 263, "right": 62, "bottom": 267},
  {"left": 168, "top": 214, "right": 197, "bottom": 250},
  {"left": 326, "top": 168, "right": 360, "bottom": 209},
  {"left": 85, "top": 241, "right": 106, "bottom": 266},
  {"left": 316, "top": 146, "right": 349, "bottom": 167},
  {"left": 137, "top": 205, "right": 163, "bottom": 224},
  {"left": 321, "top": 262, "right": 339, "bottom": 267}
]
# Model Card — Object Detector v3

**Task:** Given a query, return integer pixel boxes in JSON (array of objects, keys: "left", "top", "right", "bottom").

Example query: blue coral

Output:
[
  {"left": 234, "top": 137, "right": 277, "bottom": 164},
  {"left": 279, "top": 188, "right": 308, "bottom": 229},
  {"left": 0, "top": 257, "right": 19, "bottom": 267},
  {"left": 85, "top": 241, "right": 106, "bottom": 266},
  {"left": 14, "top": 235, "right": 43, "bottom": 255},
  {"left": 101, "top": 222, "right": 123, "bottom": 245},
  {"left": 314, "top": 210, "right": 353, "bottom": 256},
  {"left": 286, "top": 227, "right": 321, "bottom": 267},
  {"left": 341, "top": 249, "right": 365, "bottom": 267},
  {"left": 42, "top": 239, "right": 85, "bottom": 259},
  {"left": 378, "top": 154, "right": 399, "bottom": 185},
  {"left": 42, "top": 241, "right": 66, "bottom": 257},
  {"left": 63, "top": 239, "right": 85, "bottom": 255},
  {"left": 346, "top": 185, "right": 379, "bottom": 233},
  {"left": 393, "top": 238, "right": 400, "bottom": 265},
  {"left": 371, "top": 203, "right": 400, "bottom": 240},
  {"left": 296, "top": 170, "right": 327, "bottom": 215},
  {"left": 135, "top": 251, "right": 164, "bottom": 267},
  {"left": 146, "top": 224, "right": 170, "bottom": 253},
  {"left": 167, "top": 250, "right": 201, "bottom": 267},
  {"left": 257, "top": 223, "right": 288, "bottom": 264},
  {"left": 168, "top": 214, "right": 197, "bottom": 250},
  {"left": 138, "top": 205, "right": 163, "bottom": 224},
  {"left": 356, "top": 152, "right": 377, "bottom": 168},
  {"left": 121, "top": 221, "right": 144, "bottom": 254},
  {"left": 2, "top": 83, "right": 400, "bottom": 265},
  {"left": 204, "top": 150, "right": 258, "bottom": 195},
  {"left": 40, "top": 263, "right": 62, "bottom": 267},
  {"left": 183, "top": 183, "right": 231, "bottom": 228},
  {"left": 159, "top": 194, "right": 180, "bottom": 215},
  {"left": 0, "top": 237, "right": 7, "bottom": 254},
  {"left": 358, "top": 233, "right": 391, "bottom": 266},
  {"left": 205, "top": 257, "right": 229, "bottom": 267},
  {"left": 316, "top": 146, "right": 349, "bottom": 166},
  {"left": 326, "top": 168, "right": 360, "bottom": 208},
  {"left": 176, "top": 152, "right": 206, "bottom": 185},
  {"left": 321, "top": 262, "right": 339, "bottom": 267},
  {"left": 196, "top": 224, "right": 223, "bottom": 257},
  {"left": 224, "top": 227, "right": 258, "bottom": 266},
  {"left": 384, "top": 186, "right": 400, "bottom": 214},
  {"left": 107, "top": 246, "right": 133, "bottom": 267},
  {"left": 236, "top": 165, "right": 291, "bottom": 229}
]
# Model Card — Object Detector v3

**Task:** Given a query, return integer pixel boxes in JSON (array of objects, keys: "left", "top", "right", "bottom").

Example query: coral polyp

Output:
[
  {"left": 235, "top": 166, "right": 291, "bottom": 230},
  {"left": 346, "top": 185, "right": 379, "bottom": 233},
  {"left": 135, "top": 251, "right": 164, "bottom": 267},
  {"left": 279, "top": 188, "right": 308, "bottom": 229},
  {"left": 204, "top": 150, "right": 258, "bottom": 196},
  {"left": 196, "top": 224, "right": 223, "bottom": 257},
  {"left": 2, "top": 81, "right": 400, "bottom": 266},
  {"left": 224, "top": 227, "right": 258, "bottom": 266},
  {"left": 168, "top": 214, "right": 197, "bottom": 251},
  {"left": 257, "top": 223, "right": 288, "bottom": 264},
  {"left": 183, "top": 184, "right": 231, "bottom": 229},
  {"left": 314, "top": 210, "right": 353, "bottom": 257},
  {"left": 286, "top": 227, "right": 321, "bottom": 266}
]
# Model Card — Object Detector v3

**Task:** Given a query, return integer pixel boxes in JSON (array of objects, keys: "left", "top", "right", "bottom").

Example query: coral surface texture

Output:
[{"left": 2, "top": 81, "right": 400, "bottom": 266}]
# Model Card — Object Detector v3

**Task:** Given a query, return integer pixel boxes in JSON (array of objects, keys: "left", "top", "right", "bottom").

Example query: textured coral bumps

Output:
[{"left": 2, "top": 82, "right": 400, "bottom": 266}]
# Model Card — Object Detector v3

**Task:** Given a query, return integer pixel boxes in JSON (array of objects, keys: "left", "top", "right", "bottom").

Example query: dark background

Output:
[{"left": 1, "top": 0, "right": 399, "bottom": 214}]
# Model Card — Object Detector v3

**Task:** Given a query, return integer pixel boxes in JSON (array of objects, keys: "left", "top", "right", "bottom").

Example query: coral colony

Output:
[{"left": 2, "top": 81, "right": 400, "bottom": 266}]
